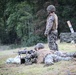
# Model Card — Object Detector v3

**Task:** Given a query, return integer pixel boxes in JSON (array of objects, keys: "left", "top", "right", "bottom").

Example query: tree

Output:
[
  {"left": 6, "top": 1, "right": 33, "bottom": 44},
  {"left": 0, "top": 0, "right": 76, "bottom": 46}
]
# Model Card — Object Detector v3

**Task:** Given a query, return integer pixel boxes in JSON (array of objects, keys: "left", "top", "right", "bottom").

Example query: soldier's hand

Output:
[
  {"left": 44, "top": 31, "right": 48, "bottom": 36},
  {"left": 44, "top": 33, "right": 47, "bottom": 36}
]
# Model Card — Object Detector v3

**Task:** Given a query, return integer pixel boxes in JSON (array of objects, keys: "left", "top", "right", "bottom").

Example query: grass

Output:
[{"left": 0, "top": 41, "right": 76, "bottom": 75}]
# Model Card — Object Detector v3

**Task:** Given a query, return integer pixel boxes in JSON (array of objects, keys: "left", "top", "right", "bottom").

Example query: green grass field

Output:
[{"left": 0, "top": 42, "right": 76, "bottom": 75}]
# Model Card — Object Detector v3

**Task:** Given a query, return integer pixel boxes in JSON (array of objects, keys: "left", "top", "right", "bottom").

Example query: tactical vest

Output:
[{"left": 51, "top": 14, "right": 58, "bottom": 31}]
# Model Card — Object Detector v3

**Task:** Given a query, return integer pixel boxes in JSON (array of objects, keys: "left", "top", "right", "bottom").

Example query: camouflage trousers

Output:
[
  {"left": 44, "top": 54, "right": 72, "bottom": 65},
  {"left": 47, "top": 31, "right": 58, "bottom": 51},
  {"left": 44, "top": 51, "right": 75, "bottom": 65}
]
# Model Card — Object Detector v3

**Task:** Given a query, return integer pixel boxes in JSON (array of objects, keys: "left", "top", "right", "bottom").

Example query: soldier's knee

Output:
[{"left": 44, "top": 54, "right": 54, "bottom": 66}]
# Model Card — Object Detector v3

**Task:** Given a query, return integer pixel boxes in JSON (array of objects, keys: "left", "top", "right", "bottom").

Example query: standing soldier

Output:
[{"left": 44, "top": 5, "right": 58, "bottom": 51}]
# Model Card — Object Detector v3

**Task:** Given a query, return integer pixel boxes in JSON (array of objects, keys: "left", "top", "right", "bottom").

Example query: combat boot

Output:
[{"left": 73, "top": 52, "right": 76, "bottom": 58}]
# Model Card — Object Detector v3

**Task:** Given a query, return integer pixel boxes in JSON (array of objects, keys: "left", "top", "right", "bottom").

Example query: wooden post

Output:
[
  {"left": 67, "top": 21, "right": 75, "bottom": 43},
  {"left": 67, "top": 21, "right": 74, "bottom": 33}
]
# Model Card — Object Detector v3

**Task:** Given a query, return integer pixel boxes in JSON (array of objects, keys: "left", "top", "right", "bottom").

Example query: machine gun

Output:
[
  {"left": 18, "top": 49, "right": 35, "bottom": 55},
  {"left": 14, "top": 49, "right": 38, "bottom": 65}
]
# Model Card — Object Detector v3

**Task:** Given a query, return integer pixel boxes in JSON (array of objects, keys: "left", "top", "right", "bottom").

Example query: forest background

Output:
[{"left": 0, "top": 0, "right": 76, "bottom": 46}]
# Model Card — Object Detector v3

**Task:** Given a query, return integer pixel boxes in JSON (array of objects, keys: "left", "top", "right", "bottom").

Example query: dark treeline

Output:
[{"left": 0, "top": 0, "right": 76, "bottom": 46}]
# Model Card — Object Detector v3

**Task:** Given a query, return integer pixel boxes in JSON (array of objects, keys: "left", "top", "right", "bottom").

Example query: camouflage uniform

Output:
[
  {"left": 44, "top": 5, "right": 58, "bottom": 51},
  {"left": 44, "top": 51, "right": 73, "bottom": 65},
  {"left": 34, "top": 43, "right": 76, "bottom": 65},
  {"left": 35, "top": 49, "right": 73, "bottom": 65},
  {"left": 34, "top": 43, "right": 53, "bottom": 64}
]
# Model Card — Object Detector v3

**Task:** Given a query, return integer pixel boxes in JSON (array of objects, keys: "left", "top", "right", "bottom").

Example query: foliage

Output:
[{"left": 0, "top": 0, "right": 76, "bottom": 46}]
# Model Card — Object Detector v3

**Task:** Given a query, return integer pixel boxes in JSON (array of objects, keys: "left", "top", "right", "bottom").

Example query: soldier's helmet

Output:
[
  {"left": 34, "top": 43, "right": 44, "bottom": 50},
  {"left": 47, "top": 5, "right": 56, "bottom": 13}
]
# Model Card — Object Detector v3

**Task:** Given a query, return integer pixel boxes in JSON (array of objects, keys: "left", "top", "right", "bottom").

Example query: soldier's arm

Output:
[{"left": 44, "top": 16, "right": 54, "bottom": 35}]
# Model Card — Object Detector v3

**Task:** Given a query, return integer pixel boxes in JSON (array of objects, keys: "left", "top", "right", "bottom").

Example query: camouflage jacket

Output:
[
  {"left": 45, "top": 13, "right": 58, "bottom": 35},
  {"left": 36, "top": 49, "right": 54, "bottom": 64}
]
